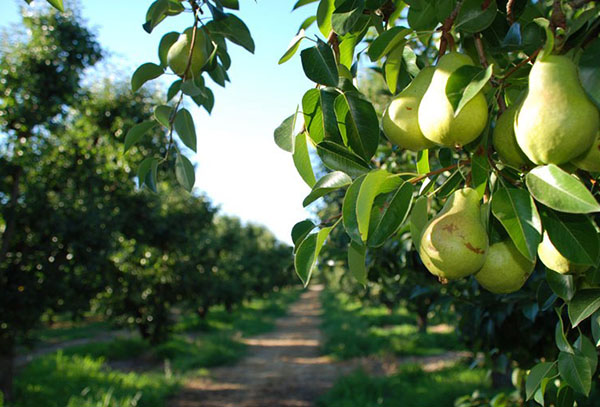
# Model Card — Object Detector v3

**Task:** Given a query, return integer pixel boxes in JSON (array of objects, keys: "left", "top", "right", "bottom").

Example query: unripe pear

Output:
[
  {"left": 167, "top": 27, "right": 211, "bottom": 77},
  {"left": 418, "top": 187, "right": 489, "bottom": 280},
  {"left": 418, "top": 52, "right": 489, "bottom": 147},
  {"left": 537, "top": 231, "right": 589, "bottom": 274},
  {"left": 515, "top": 55, "right": 599, "bottom": 165},
  {"left": 572, "top": 132, "right": 600, "bottom": 172},
  {"left": 492, "top": 105, "right": 531, "bottom": 169},
  {"left": 475, "top": 240, "right": 535, "bottom": 293},
  {"left": 382, "top": 67, "right": 436, "bottom": 151}
]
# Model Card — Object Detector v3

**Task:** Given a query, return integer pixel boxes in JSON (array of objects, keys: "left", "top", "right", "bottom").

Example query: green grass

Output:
[
  {"left": 321, "top": 291, "right": 462, "bottom": 360},
  {"left": 62, "top": 338, "right": 151, "bottom": 361},
  {"left": 14, "top": 352, "right": 178, "bottom": 407},
  {"left": 318, "top": 363, "right": 490, "bottom": 407},
  {"left": 30, "top": 320, "right": 112, "bottom": 345}
]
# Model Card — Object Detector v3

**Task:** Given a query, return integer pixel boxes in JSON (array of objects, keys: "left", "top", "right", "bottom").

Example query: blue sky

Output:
[{"left": 0, "top": 0, "right": 321, "bottom": 244}]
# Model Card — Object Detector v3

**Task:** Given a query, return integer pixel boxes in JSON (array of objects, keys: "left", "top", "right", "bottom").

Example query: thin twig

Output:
[
  {"left": 319, "top": 213, "right": 342, "bottom": 227},
  {"left": 506, "top": 0, "right": 516, "bottom": 25},
  {"left": 474, "top": 33, "right": 489, "bottom": 68},
  {"left": 327, "top": 31, "right": 340, "bottom": 63},
  {"left": 408, "top": 162, "right": 467, "bottom": 185},
  {"left": 501, "top": 48, "right": 540, "bottom": 81},
  {"left": 438, "top": 0, "right": 464, "bottom": 58}
]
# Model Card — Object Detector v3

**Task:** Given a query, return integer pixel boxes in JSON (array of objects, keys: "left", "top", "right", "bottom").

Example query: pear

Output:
[
  {"left": 167, "top": 27, "right": 212, "bottom": 77},
  {"left": 382, "top": 67, "right": 436, "bottom": 151},
  {"left": 492, "top": 105, "right": 531, "bottom": 169},
  {"left": 572, "top": 132, "right": 600, "bottom": 172},
  {"left": 515, "top": 55, "right": 599, "bottom": 165},
  {"left": 475, "top": 240, "right": 535, "bottom": 293},
  {"left": 537, "top": 231, "right": 589, "bottom": 274},
  {"left": 418, "top": 52, "right": 489, "bottom": 147},
  {"left": 419, "top": 187, "right": 489, "bottom": 280}
]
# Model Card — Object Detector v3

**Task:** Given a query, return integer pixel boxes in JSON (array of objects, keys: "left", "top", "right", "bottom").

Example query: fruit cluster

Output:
[{"left": 383, "top": 51, "right": 600, "bottom": 293}]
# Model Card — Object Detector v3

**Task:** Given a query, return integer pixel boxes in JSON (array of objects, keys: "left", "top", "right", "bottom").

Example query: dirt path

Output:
[{"left": 169, "top": 285, "right": 468, "bottom": 407}]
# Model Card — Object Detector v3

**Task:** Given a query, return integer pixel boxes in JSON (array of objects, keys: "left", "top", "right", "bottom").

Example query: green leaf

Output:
[
  {"left": 592, "top": 310, "right": 600, "bottom": 347},
  {"left": 293, "top": 0, "right": 319, "bottom": 9},
  {"left": 302, "top": 88, "right": 343, "bottom": 144},
  {"left": 384, "top": 46, "right": 405, "bottom": 94},
  {"left": 316, "top": 141, "right": 371, "bottom": 178},
  {"left": 124, "top": 121, "right": 156, "bottom": 153},
  {"left": 175, "top": 153, "right": 195, "bottom": 192},
  {"left": 367, "top": 26, "right": 410, "bottom": 61},
  {"left": 491, "top": 187, "right": 542, "bottom": 262},
  {"left": 541, "top": 210, "right": 600, "bottom": 266},
  {"left": 471, "top": 151, "right": 490, "bottom": 200},
  {"left": 417, "top": 150, "right": 430, "bottom": 174},
  {"left": 546, "top": 268, "right": 575, "bottom": 301},
  {"left": 292, "top": 219, "right": 316, "bottom": 250},
  {"left": 558, "top": 351, "right": 592, "bottom": 395},
  {"left": 144, "top": 0, "right": 169, "bottom": 33},
  {"left": 368, "top": 181, "right": 414, "bottom": 248},
  {"left": 407, "top": 0, "right": 438, "bottom": 31},
  {"left": 299, "top": 15, "right": 318, "bottom": 31},
  {"left": 445, "top": 65, "right": 484, "bottom": 114},
  {"left": 348, "top": 241, "right": 367, "bottom": 285},
  {"left": 410, "top": 196, "right": 429, "bottom": 245},
  {"left": 579, "top": 38, "right": 600, "bottom": 110},
  {"left": 293, "top": 132, "right": 317, "bottom": 188},
  {"left": 526, "top": 362, "right": 557, "bottom": 401},
  {"left": 332, "top": 7, "right": 367, "bottom": 36},
  {"left": 131, "top": 63, "right": 164, "bottom": 93},
  {"left": 568, "top": 289, "right": 600, "bottom": 328},
  {"left": 317, "top": 0, "right": 335, "bottom": 37},
  {"left": 458, "top": 64, "right": 493, "bottom": 117},
  {"left": 343, "top": 175, "right": 367, "bottom": 243},
  {"left": 208, "top": 14, "right": 255, "bottom": 53},
  {"left": 279, "top": 30, "right": 305, "bottom": 65},
  {"left": 294, "top": 227, "right": 332, "bottom": 286},
  {"left": 46, "top": 0, "right": 64, "bottom": 12},
  {"left": 219, "top": 0, "right": 239, "bottom": 9},
  {"left": 356, "top": 170, "right": 392, "bottom": 242},
  {"left": 456, "top": 0, "right": 497, "bottom": 33},
  {"left": 174, "top": 108, "right": 197, "bottom": 152},
  {"left": 181, "top": 79, "right": 203, "bottom": 96},
  {"left": 534, "top": 17, "right": 554, "bottom": 60},
  {"left": 154, "top": 105, "right": 173, "bottom": 128},
  {"left": 555, "top": 315, "right": 574, "bottom": 354},
  {"left": 167, "top": 80, "right": 182, "bottom": 102},
  {"left": 574, "top": 335, "right": 598, "bottom": 374},
  {"left": 300, "top": 40, "right": 339, "bottom": 87},
  {"left": 334, "top": 91, "right": 379, "bottom": 161},
  {"left": 556, "top": 384, "right": 575, "bottom": 407},
  {"left": 274, "top": 108, "right": 299, "bottom": 153},
  {"left": 137, "top": 157, "right": 159, "bottom": 193},
  {"left": 303, "top": 171, "right": 352, "bottom": 207},
  {"left": 158, "top": 32, "right": 179, "bottom": 68},
  {"left": 526, "top": 165, "right": 600, "bottom": 214}
]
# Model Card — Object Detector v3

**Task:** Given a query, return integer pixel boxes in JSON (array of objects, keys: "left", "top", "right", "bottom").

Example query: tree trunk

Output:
[
  {"left": 416, "top": 308, "right": 428, "bottom": 333},
  {"left": 196, "top": 306, "right": 208, "bottom": 319},
  {"left": 0, "top": 165, "right": 22, "bottom": 261},
  {"left": 0, "top": 336, "right": 15, "bottom": 403}
]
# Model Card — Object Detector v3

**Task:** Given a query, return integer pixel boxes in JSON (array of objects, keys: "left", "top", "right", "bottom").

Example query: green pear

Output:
[
  {"left": 475, "top": 240, "right": 535, "bottom": 293},
  {"left": 382, "top": 67, "right": 436, "bottom": 151},
  {"left": 419, "top": 187, "right": 489, "bottom": 280},
  {"left": 537, "top": 231, "right": 589, "bottom": 274},
  {"left": 418, "top": 52, "right": 489, "bottom": 147},
  {"left": 167, "top": 27, "right": 212, "bottom": 77},
  {"left": 515, "top": 55, "right": 599, "bottom": 165},
  {"left": 572, "top": 132, "right": 600, "bottom": 172},
  {"left": 492, "top": 105, "right": 531, "bottom": 169}
]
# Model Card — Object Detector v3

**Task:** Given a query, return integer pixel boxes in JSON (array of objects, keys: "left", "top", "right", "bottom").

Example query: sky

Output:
[{"left": 0, "top": 0, "right": 320, "bottom": 244}]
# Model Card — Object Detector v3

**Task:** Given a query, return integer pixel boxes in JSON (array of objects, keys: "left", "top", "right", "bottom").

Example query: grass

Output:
[
  {"left": 14, "top": 352, "right": 178, "bottom": 407},
  {"left": 318, "top": 363, "right": 491, "bottom": 407},
  {"left": 13, "top": 288, "right": 301, "bottom": 407},
  {"left": 320, "top": 290, "right": 462, "bottom": 360},
  {"left": 27, "top": 319, "right": 112, "bottom": 346}
]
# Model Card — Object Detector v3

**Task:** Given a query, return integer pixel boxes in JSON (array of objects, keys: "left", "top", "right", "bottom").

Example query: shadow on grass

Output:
[
  {"left": 318, "top": 363, "right": 490, "bottom": 407},
  {"left": 320, "top": 291, "right": 462, "bottom": 360}
]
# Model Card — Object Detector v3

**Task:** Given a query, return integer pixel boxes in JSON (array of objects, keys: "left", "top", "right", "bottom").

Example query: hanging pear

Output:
[
  {"left": 418, "top": 52, "right": 488, "bottom": 147},
  {"left": 167, "top": 27, "right": 212, "bottom": 77},
  {"left": 537, "top": 231, "right": 589, "bottom": 274},
  {"left": 382, "top": 67, "right": 436, "bottom": 151},
  {"left": 572, "top": 132, "right": 600, "bottom": 172},
  {"left": 475, "top": 240, "right": 535, "bottom": 293},
  {"left": 418, "top": 187, "right": 489, "bottom": 280},
  {"left": 492, "top": 105, "right": 531, "bottom": 169},
  {"left": 515, "top": 55, "right": 599, "bottom": 165}
]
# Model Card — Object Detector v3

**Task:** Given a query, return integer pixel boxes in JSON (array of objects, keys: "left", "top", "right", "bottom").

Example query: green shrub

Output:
[{"left": 62, "top": 338, "right": 150, "bottom": 361}]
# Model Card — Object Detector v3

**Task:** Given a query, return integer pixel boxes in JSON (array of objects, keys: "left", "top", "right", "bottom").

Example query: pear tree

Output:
[{"left": 29, "top": 0, "right": 600, "bottom": 404}]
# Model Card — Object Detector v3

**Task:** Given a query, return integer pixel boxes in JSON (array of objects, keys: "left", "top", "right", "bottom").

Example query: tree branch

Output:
[
  {"left": 501, "top": 48, "right": 540, "bottom": 81},
  {"left": 439, "top": 0, "right": 464, "bottom": 58},
  {"left": 506, "top": 0, "right": 516, "bottom": 25}
]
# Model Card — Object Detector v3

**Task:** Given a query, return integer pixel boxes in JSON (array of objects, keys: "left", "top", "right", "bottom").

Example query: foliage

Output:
[
  {"left": 13, "top": 352, "right": 178, "bottom": 407},
  {"left": 317, "top": 363, "right": 491, "bottom": 407}
]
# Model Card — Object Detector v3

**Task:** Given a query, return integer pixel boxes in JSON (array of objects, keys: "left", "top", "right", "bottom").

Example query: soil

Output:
[{"left": 168, "top": 285, "right": 469, "bottom": 407}]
